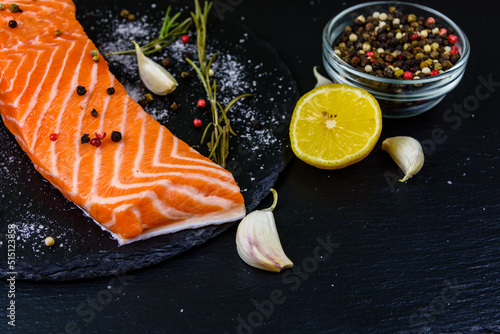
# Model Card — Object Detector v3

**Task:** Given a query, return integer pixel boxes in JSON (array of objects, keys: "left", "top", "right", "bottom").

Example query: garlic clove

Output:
[
  {"left": 313, "top": 66, "right": 333, "bottom": 87},
  {"left": 382, "top": 136, "right": 425, "bottom": 182},
  {"left": 133, "top": 41, "right": 178, "bottom": 95},
  {"left": 236, "top": 189, "right": 293, "bottom": 273}
]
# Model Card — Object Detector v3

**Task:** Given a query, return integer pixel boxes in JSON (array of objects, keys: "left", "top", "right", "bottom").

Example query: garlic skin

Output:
[
  {"left": 236, "top": 189, "right": 293, "bottom": 273},
  {"left": 313, "top": 66, "right": 333, "bottom": 87},
  {"left": 382, "top": 136, "right": 425, "bottom": 182},
  {"left": 133, "top": 41, "right": 178, "bottom": 95}
]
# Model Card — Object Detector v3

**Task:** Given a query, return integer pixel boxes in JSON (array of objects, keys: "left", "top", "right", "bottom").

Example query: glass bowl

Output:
[{"left": 322, "top": 1, "right": 470, "bottom": 118}]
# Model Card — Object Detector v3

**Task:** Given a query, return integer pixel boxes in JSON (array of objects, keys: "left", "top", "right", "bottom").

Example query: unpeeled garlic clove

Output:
[
  {"left": 313, "top": 66, "right": 333, "bottom": 87},
  {"left": 133, "top": 41, "right": 178, "bottom": 95},
  {"left": 382, "top": 136, "right": 424, "bottom": 182},
  {"left": 236, "top": 189, "right": 293, "bottom": 273}
]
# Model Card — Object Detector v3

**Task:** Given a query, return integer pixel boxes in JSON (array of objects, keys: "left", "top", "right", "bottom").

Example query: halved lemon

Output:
[{"left": 289, "top": 84, "right": 382, "bottom": 170}]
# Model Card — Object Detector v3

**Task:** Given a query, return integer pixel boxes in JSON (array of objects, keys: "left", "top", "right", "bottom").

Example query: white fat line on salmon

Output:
[
  {"left": 129, "top": 116, "right": 237, "bottom": 189},
  {"left": 30, "top": 40, "right": 77, "bottom": 152},
  {"left": 51, "top": 39, "right": 90, "bottom": 179},
  {"left": 92, "top": 180, "right": 236, "bottom": 212},
  {"left": 10, "top": 51, "right": 43, "bottom": 108},
  {"left": 95, "top": 188, "right": 193, "bottom": 222},
  {"left": 153, "top": 129, "right": 233, "bottom": 180},
  {"left": 113, "top": 205, "right": 246, "bottom": 245},
  {"left": 76, "top": 65, "right": 111, "bottom": 197},
  {"left": 13, "top": 0, "right": 75, "bottom": 15},
  {"left": 169, "top": 135, "right": 232, "bottom": 170},
  {"left": 20, "top": 47, "right": 58, "bottom": 127},
  {"left": 1, "top": 54, "right": 26, "bottom": 94},
  {"left": 107, "top": 205, "right": 142, "bottom": 229},
  {"left": 81, "top": 76, "right": 126, "bottom": 208},
  {"left": 0, "top": 59, "right": 15, "bottom": 84}
]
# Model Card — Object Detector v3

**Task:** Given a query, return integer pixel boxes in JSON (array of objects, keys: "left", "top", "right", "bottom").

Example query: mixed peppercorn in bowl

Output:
[{"left": 322, "top": 1, "right": 470, "bottom": 118}]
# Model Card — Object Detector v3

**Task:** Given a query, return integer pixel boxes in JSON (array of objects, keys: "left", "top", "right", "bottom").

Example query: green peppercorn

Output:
[
  {"left": 394, "top": 69, "right": 404, "bottom": 78},
  {"left": 407, "top": 14, "right": 417, "bottom": 23},
  {"left": 90, "top": 109, "right": 98, "bottom": 117},
  {"left": 9, "top": 4, "right": 21, "bottom": 13},
  {"left": 0, "top": 4, "right": 5, "bottom": 11},
  {"left": 55, "top": 29, "right": 62, "bottom": 37},
  {"left": 92, "top": 55, "right": 100, "bottom": 63},
  {"left": 90, "top": 49, "right": 99, "bottom": 57},
  {"left": 111, "top": 131, "right": 122, "bottom": 143},
  {"left": 429, "top": 51, "right": 440, "bottom": 59}
]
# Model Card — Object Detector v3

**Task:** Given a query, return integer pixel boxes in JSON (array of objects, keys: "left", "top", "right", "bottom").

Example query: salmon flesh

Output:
[{"left": 0, "top": 0, "right": 246, "bottom": 245}]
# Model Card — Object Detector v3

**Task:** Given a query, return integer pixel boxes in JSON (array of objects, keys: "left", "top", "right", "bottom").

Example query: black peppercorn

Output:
[
  {"left": 76, "top": 86, "right": 87, "bottom": 96},
  {"left": 111, "top": 131, "right": 122, "bottom": 142},
  {"left": 383, "top": 67, "right": 394, "bottom": 78},
  {"left": 450, "top": 53, "right": 460, "bottom": 64},
  {"left": 8, "top": 20, "right": 17, "bottom": 28},
  {"left": 81, "top": 134, "right": 90, "bottom": 144},
  {"left": 90, "top": 109, "right": 98, "bottom": 117},
  {"left": 331, "top": 6, "right": 460, "bottom": 80},
  {"left": 107, "top": 87, "right": 115, "bottom": 95}
]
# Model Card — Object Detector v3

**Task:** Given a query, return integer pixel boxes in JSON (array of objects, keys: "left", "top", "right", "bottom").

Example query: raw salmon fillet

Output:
[{"left": 0, "top": 0, "right": 245, "bottom": 245}]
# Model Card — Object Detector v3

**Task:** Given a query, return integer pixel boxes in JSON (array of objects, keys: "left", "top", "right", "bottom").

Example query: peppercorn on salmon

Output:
[{"left": 0, "top": 0, "right": 245, "bottom": 245}]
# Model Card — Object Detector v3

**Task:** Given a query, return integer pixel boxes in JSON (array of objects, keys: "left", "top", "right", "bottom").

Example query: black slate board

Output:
[{"left": 0, "top": 2, "right": 298, "bottom": 281}]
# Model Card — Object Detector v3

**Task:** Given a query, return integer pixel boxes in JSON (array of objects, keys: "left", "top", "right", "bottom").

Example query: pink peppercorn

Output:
[
  {"left": 197, "top": 99, "right": 207, "bottom": 108},
  {"left": 193, "top": 119, "right": 202, "bottom": 127},
  {"left": 430, "top": 69, "right": 439, "bottom": 76},
  {"left": 366, "top": 51, "right": 374, "bottom": 58},
  {"left": 448, "top": 34, "right": 458, "bottom": 44},
  {"left": 425, "top": 17, "right": 435, "bottom": 26},
  {"left": 95, "top": 132, "right": 106, "bottom": 140},
  {"left": 439, "top": 28, "right": 447, "bottom": 36},
  {"left": 181, "top": 35, "right": 190, "bottom": 44},
  {"left": 410, "top": 33, "right": 419, "bottom": 41},
  {"left": 50, "top": 133, "right": 58, "bottom": 141},
  {"left": 403, "top": 71, "right": 413, "bottom": 80},
  {"left": 450, "top": 45, "right": 460, "bottom": 55},
  {"left": 90, "top": 138, "right": 101, "bottom": 147}
]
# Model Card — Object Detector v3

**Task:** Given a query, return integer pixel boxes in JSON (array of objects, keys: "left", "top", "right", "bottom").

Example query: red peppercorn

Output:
[
  {"left": 439, "top": 28, "right": 447, "bottom": 36},
  {"left": 430, "top": 69, "right": 439, "bottom": 76},
  {"left": 95, "top": 132, "right": 106, "bottom": 140},
  {"left": 90, "top": 138, "right": 101, "bottom": 147},
  {"left": 409, "top": 33, "right": 419, "bottom": 41},
  {"left": 181, "top": 35, "right": 190, "bottom": 44},
  {"left": 403, "top": 71, "right": 413, "bottom": 80},
  {"left": 366, "top": 51, "right": 374, "bottom": 58},
  {"left": 450, "top": 45, "right": 460, "bottom": 55},
  {"left": 197, "top": 99, "right": 207, "bottom": 108},
  {"left": 50, "top": 133, "right": 58, "bottom": 141},
  {"left": 425, "top": 17, "right": 435, "bottom": 26},
  {"left": 448, "top": 34, "right": 458, "bottom": 44},
  {"left": 193, "top": 119, "right": 202, "bottom": 127}
]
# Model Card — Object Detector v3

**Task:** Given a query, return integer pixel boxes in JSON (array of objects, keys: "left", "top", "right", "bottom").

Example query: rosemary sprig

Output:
[
  {"left": 105, "top": 6, "right": 192, "bottom": 56},
  {"left": 186, "top": 0, "right": 251, "bottom": 168}
]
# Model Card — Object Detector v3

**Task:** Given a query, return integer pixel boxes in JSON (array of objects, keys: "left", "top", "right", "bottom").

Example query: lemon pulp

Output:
[{"left": 289, "top": 84, "right": 382, "bottom": 170}]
